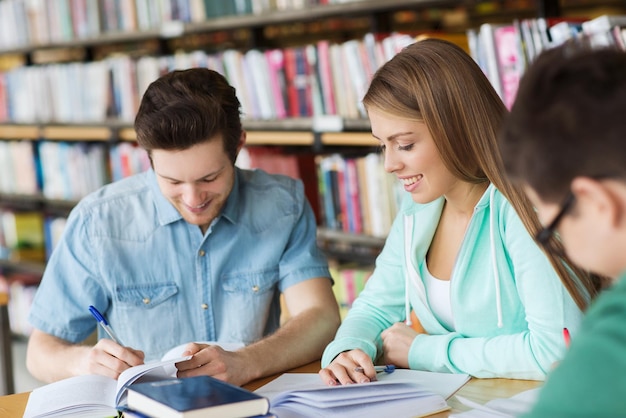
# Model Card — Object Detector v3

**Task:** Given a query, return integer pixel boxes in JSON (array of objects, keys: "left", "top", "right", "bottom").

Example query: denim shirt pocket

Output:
[
  {"left": 111, "top": 282, "right": 180, "bottom": 359},
  {"left": 220, "top": 268, "right": 279, "bottom": 344},
  {"left": 115, "top": 283, "right": 179, "bottom": 307}
]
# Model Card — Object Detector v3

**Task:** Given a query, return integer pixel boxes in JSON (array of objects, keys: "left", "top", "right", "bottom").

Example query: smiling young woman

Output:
[{"left": 319, "top": 39, "right": 600, "bottom": 386}]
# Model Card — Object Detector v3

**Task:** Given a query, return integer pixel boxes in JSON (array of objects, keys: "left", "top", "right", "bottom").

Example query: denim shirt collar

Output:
[
  {"left": 147, "top": 167, "right": 241, "bottom": 226},
  {"left": 219, "top": 167, "right": 241, "bottom": 224}
]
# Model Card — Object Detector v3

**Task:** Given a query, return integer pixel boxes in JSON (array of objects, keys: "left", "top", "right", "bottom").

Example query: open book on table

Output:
[
  {"left": 255, "top": 369, "right": 470, "bottom": 418},
  {"left": 23, "top": 341, "right": 243, "bottom": 418}
]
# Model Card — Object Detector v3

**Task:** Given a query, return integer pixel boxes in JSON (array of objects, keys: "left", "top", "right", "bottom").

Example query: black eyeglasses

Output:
[{"left": 535, "top": 192, "right": 576, "bottom": 246}]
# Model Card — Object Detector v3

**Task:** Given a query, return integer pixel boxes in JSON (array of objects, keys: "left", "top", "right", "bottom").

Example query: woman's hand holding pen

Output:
[
  {"left": 381, "top": 322, "right": 421, "bottom": 369},
  {"left": 318, "top": 349, "right": 377, "bottom": 386},
  {"left": 83, "top": 338, "right": 145, "bottom": 379}
]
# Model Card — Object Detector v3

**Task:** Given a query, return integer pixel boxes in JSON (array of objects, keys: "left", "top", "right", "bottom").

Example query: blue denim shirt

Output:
[{"left": 28, "top": 168, "right": 331, "bottom": 361}]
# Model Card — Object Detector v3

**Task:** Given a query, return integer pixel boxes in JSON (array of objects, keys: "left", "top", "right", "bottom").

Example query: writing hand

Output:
[
  {"left": 318, "top": 349, "right": 375, "bottom": 386},
  {"left": 381, "top": 322, "right": 418, "bottom": 368},
  {"left": 83, "top": 338, "right": 145, "bottom": 379}
]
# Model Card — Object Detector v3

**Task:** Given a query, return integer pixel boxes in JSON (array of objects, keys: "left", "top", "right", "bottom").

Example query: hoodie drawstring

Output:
[
  {"left": 489, "top": 186, "right": 504, "bottom": 328},
  {"left": 404, "top": 214, "right": 413, "bottom": 327}
]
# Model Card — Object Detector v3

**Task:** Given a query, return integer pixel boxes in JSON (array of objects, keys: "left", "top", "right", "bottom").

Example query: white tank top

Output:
[{"left": 423, "top": 261, "right": 455, "bottom": 330}]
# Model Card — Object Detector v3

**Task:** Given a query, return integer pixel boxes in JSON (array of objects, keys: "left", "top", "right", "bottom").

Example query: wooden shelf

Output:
[
  {"left": 0, "top": 124, "right": 120, "bottom": 142},
  {"left": 0, "top": 121, "right": 379, "bottom": 147},
  {"left": 0, "top": 259, "right": 45, "bottom": 276},
  {"left": 317, "top": 227, "right": 386, "bottom": 264},
  {"left": 0, "top": 0, "right": 464, "bottom": 56},
  {"left": 0, "top": 126, "right": 39, "bottom": 140},
  {"left": 41, "top": 126, "right": 112, "bottom": 141},
  {"left": 317, "top": 228, "right": 386, "bottom": 248},
  {"left": 322, "top": 132, "right": 377, "bottom": 147},
  {"left": 0, "top": 193, "right": 77, "bottom": 212},
  {"left": 246, "top": 131, "right": 315, "bottom": 146},
  {"left": 118, "top": 127, "right": 137, "bottom": 142}
]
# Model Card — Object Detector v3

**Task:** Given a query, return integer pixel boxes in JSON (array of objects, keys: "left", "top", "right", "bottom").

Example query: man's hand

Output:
[
  {"left": 81, "top": 338, "right": 145, "bottom": 379},
  {"left": 26, "top": 329, "right": 145, "bottom": 383},
  {"left": 174, "top": 343, "right": 252, "bottom": 386}
]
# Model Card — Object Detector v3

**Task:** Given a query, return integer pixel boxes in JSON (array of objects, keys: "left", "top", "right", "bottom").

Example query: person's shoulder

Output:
[
  {"left": 238, "top": 168, "right": 304, "bottom": 197},
  {"left": 74, "top": 172, "right": 153, "bottom": 213},
  {"left": 484, "top": 185, "right": 517, "bottom": 219}
]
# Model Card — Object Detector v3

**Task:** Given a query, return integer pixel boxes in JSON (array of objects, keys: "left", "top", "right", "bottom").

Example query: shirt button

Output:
[
  {"left": 143, "top": 298, "right": 150, "bottom": 304},
  {"left": 201, "top": 303, "right": 208, "bottom": 309},
  {"left": 199, "top": 250, "right": 205, "bottom": 257},
  {"left": 252, "top": 285, "right": 259, "bottom": 293}
]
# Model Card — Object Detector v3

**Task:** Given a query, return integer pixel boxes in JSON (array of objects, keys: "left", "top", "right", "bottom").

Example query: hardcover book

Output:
[{"left": 127, "top": 375, "right": 270, "bottom": 418}]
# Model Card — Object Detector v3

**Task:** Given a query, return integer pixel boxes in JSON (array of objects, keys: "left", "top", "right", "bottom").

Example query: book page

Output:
[
  {"left": 255, "top": 369, "right": 470, "bottom": 400},
  {"left": 23, "top": 374, "right": 118, "bottom": 418},
  {"left": 115, "top": 355, "right": 191, "bottom": 406}
]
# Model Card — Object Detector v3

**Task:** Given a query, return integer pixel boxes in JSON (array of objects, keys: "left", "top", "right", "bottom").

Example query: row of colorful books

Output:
[
  {"left": 0, "top": 272, "right": 38, "bottom": 337},
  {"left": 2, "top": 140, "right": 404, "bottom": 238},
  {"left": 0, "top": 31, "right": 415, "bottom": 123},
  {"left": 329, "top": 262, "right": 373, "bottom": 319},
  {"left": 467, "top": 14, "right": 626, "bottom": 109},
  {"left": 237, "top": 146, "right": 403, "bottom": 237},
  {"left": 0, "top": 140, "right": 149, "bottom": 200},
  {"left": 0, "top": 0, "right": 368, "bottom": 50},
  {"left": 0, "top": 209, "right": 66, "bottom": 262},
  {"left": 317, "top": 153, "right": 403, "bottom": 238}
]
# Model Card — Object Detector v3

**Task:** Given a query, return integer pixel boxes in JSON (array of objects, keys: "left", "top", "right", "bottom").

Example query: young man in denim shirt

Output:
[{"left": 26, "top": 68, "right": 340, "bottom": 386}]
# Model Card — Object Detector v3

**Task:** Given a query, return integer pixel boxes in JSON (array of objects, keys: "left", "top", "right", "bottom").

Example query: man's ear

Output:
[
  {"left": 571, "top": 177, "right": 622, "bottom": 228},
  {"left": 236, "top": 130, "right": 247, "bottom": 155}
]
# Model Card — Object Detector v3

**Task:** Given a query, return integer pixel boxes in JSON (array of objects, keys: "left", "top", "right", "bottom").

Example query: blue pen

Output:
[
  {"left": 88, "top": 305, "right": 122, "bottom": 345},
  {"left": 354, "top": 364, "right": 395, "bottom": 374}
]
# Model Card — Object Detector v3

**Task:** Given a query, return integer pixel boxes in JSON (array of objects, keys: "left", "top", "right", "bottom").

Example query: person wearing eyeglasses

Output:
[
  {"left": 499, "top": 41, "right": 626, "bottom": 417},
  {"left": 319, "top": 39, "right": 601, "bottom": 385}
]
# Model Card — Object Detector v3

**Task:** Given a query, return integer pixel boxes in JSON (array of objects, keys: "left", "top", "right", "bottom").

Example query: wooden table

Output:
[{"left": 0, "top": 361, "right": 541, "bottom": 417}]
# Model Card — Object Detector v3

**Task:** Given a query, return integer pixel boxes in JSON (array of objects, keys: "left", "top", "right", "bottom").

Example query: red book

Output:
[
  {"left": 283, "top": 46, "right": 312, "bottom": 117},
  {"left": 345, "top": 158, "right": 363, "bottom": 234},
  {"left": 316, "top": 40, "right": 336, "bottom": 115},
  {"left": 264, "top": 48, "right": 287, "bottom": 119},
  {"left": 494, "top": 25, "right": 524, "bottom": 109},
  {"left": 283, "top": 47, "right": 300, "bottom": 118}
]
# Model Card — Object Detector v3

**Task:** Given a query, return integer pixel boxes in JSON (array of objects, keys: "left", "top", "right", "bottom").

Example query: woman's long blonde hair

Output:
[{"left": 363, "top": 38, "right": 600, "bottom": 310}]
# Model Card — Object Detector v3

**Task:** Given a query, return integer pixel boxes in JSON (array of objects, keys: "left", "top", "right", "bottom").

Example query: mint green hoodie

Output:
[{"left": 322, "top": 184, "right": 583, "bottom": 380}]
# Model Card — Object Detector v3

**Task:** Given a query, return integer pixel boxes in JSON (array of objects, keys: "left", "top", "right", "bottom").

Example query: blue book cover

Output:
[{"left": 127, "top": 376, "right": 270, "bottom": 418}]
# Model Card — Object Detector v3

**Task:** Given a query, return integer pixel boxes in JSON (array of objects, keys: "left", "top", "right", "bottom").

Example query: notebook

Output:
[{"left": 255, "top": 369, "right": 470, "bottom": 418}]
